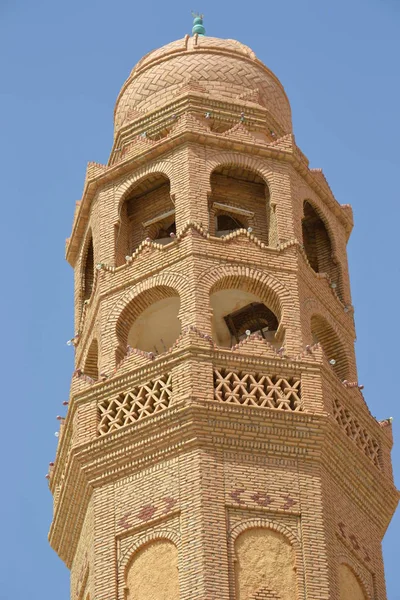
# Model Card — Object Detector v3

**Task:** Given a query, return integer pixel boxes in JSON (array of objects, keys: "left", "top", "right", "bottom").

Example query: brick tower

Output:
[{"left": 48, "top": 19, "right": 398, "bottom": 600}]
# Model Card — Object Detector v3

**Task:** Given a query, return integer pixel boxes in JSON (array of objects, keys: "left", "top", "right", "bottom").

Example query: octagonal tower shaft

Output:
[{"left": 49, "top": 33, "right": 398, "bottom": 600}]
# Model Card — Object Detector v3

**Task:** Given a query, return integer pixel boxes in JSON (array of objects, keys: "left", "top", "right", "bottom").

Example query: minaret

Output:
[{"left": 48, "top": 18, "right": 398, "bottom": 600}]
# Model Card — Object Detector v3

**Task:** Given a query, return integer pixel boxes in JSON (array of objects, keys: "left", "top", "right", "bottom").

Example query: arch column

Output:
[{"left": 183, "top": 144, "right": 213, "bottom": 228}]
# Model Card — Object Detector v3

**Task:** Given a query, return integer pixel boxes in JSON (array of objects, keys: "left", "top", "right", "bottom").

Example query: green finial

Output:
[{"left": 192, "top": 11, "right": 205, "bottom": 36}]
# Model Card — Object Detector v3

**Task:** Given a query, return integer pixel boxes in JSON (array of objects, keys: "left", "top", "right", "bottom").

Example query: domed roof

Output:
[{"left": 114, "top": 36, "right": 292, "bottom": 135}]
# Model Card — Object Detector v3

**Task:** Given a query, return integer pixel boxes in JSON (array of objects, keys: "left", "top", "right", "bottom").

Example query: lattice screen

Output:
[
  {"left": 214, "top": 368, "right": 302, "bottom": 411},
  {"left": 98, "top": 373, "right": 172, "bottom": 435},
  {"left": 333, "top": 399, "right": 380, "bottom": 467}
]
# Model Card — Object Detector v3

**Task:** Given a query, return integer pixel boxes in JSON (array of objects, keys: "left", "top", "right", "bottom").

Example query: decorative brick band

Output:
[
  {"left": 214, "top": 368, "right": 302, "bottom": 411},
  {"left": 98, "top": 373, "right": 172, "bottom": 435}
]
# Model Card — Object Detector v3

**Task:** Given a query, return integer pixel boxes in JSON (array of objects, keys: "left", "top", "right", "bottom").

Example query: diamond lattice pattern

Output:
[
  {"left": 98, "top": 373, "right": 172, "bottom": 435},
  {"left": 333, "top": 399, "right": 380, "bottom": 468},
  {"left": 214, "top": 368, "right": 302, "bottom": 411}
]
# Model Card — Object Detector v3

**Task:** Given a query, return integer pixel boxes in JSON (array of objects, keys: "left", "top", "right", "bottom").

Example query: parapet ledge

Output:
[
  {"left": 293, "top": 342, "right": 324, "bottom": 363},
  {"left": 378, "top": 418, "right": 394, "bottom": 442},
  {"left": 310, "top": 168, "right": 334, "bottom": 196},
  {"left": 269, "top": 133, "right": 296, "bottom": 153},
  {"left": 86, "top": 161, "right": 107, "bottom": 180},
  {"left": 122, "top": 223, "right": 276, "bottom": 269},
  {"left": 221, "top": 122, "right": 260, "bottom": 145},
  {"left": 237, "top": 88, "right": 261, "bottom": 104},
  {"left": 120, "top": 107, "right": 148, "bottom": 130},
  {"left": 340, "top": 203, "right": 354, "bottom": 231},
  {"left": 65, "top": 162, "right": 107, "bottom": 264},
  {"left": 71, "top": 332, "right": 328, "bottom": 395},
  {"left": 174, "top": 78, "right": 208, "bottom": 97},
  {"left": 116, "top": 135, "right": 157, "bottom": 163},
  {"left": 169, "top": 111, "right": 211, "bottom": 135}
]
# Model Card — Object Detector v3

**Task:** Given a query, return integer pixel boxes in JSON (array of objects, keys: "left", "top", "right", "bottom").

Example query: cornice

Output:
[
  {"left": 57, "top": 338, "right": 387, "bottom": 493},
  {"left": 113, "top": 94, "right": 279, "bottom": 156},
  {"left": 52, "top": 340, "right": 324, "bottom": 491},
  {"left": 49, "top": 399, "right": 398, "bottom": 567}
]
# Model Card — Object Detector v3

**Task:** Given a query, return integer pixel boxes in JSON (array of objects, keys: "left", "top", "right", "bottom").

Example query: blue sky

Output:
[{"left": 0, "top": 0, "right": 399, "bottom": 598}]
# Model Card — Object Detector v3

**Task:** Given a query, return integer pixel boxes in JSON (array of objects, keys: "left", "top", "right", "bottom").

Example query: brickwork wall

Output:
[
  {"left": 123, "top": 179, "right": 173, "bottom": 259},
  {"left": 51, "top": 35, "right": 397, "bottom": 600},
  {"left": 70, "top": 498, "right": 93, "bottom": 600},
  {"left": 70, "top": 142, "right": 357, "bottom": 378}
]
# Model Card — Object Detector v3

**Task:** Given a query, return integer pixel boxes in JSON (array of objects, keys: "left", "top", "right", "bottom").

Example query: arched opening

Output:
[
  {"left": 302, "top": 201, "right": 343, "bottom": 300},
  {"left": 311, "top": 314, "right": 349, "bottom": 380},
  {"left": 83, "top": 236, "right": 94, "bottom": 301},
  {"left": 234, "top": 528, "right": 297, "bottom": 600},
  {"left": 115, "top": 286, "right": 181, "bottom": 363},
  {"left": 84, "top": 339, "right": 99, "bottom": 380},
  {"left": 338, "top": 564, "right": 368, "bottom": 600},
  {"left": 210, "top": 279, "right": 281, "bottom": 348},
  {"left": 115, "top": 174, "right": 173, "bottom": 265},
  {"left": 209, "top": 165, "right": 276, "bottom": 245},
  {"left": 125, "top": 539, "right": 179, "bottom": 600},
  {"left": 216, "top": 213, "right": 246, "bottom": 237}
]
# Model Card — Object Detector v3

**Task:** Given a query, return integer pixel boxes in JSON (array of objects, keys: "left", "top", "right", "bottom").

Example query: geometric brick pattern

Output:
[
  {"left": 98, "top": 373, "right": 172, "bottom": 435},
  {"left": 115, "top": 37, "right": 292, "bottom": 135},
  {"left": 333, "top": 398, "right": 381, "bottom": 468},
  {"left": 214, "top": 368, "right": 302, "bottom": 411}
]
